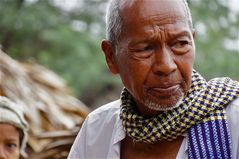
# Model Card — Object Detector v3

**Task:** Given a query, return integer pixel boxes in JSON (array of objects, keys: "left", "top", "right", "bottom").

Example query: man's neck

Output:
[{"left": 120, "top": 135, "right": 184, "bottom": 159}]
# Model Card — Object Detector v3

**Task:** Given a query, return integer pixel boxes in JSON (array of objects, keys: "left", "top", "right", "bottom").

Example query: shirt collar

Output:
[
  {"left": 113, "top": 114, "right": 126, "bottom": 145},
  {"left": 112, "top": 106, "right": 188, "bottom": 156}
]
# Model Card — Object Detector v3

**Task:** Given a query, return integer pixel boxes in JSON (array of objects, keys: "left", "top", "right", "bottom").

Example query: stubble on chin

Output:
[{"left": 141, "top": 87, "right": 185, "bottom": 111}]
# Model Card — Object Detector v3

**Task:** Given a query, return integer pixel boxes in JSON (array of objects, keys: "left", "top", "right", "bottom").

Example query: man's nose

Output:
[
  {"left": 0, "top": 145, "right": 7, "bottom": 159},
  {"left": 152, "top": 47, "right": 177, "bottom": 75}
]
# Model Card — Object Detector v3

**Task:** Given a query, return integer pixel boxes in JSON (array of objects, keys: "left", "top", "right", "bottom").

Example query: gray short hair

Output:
[
  {"left": 105, "top": 0, "right": 193, "bottom": 47},
  {"left": 105, "top": 0, "right": 123, "bottom": 49}
]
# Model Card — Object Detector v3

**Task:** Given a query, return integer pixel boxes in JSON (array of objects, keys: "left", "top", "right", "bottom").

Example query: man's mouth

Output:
[{"left": 147, "top": 84, "right": 181, "bottom": 97}]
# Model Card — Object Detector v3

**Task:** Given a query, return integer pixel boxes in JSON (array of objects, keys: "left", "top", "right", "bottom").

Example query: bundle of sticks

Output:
[{"left": 0, "top": 50, "right": 90, "bottom": 158}]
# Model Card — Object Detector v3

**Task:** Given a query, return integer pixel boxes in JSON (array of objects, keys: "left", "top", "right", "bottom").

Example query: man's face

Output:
[{"left": 103, "top": 0, "right": 195, "bottom": 116}]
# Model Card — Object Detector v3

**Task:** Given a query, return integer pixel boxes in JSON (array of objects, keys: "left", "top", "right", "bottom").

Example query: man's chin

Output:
[
  {"left": 145, "top": 96, "right": 184, "bottom": 111},
  {"left": 143, "top": 90, "right": 184, "bottom": 111}
]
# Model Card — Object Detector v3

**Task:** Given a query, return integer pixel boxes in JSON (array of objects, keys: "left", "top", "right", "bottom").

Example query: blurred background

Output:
[
  {"left": 0, "top": 0, "right": 239, "bottom": 108},
  {"left": 0, "top": 0, "right": 238, "bottom": 158}
]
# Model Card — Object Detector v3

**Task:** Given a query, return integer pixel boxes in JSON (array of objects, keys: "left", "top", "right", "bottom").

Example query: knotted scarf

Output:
[{"left": 120, "top": 70, "right": 239, "bottom": 158}]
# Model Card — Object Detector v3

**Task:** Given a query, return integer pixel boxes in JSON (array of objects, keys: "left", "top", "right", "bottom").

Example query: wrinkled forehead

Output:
[{"left": 121, "top": 0, "right": 188, "bottom": 26}]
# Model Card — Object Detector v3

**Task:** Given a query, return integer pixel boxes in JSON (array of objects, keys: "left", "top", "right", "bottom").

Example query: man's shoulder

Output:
[
  {"left": 226, "top": 97, "right": 239, "bottom": 152},
  {"left": 226, "top": 97, "right": 239, "bottom": 115},
  {"left": 68, "top": 100, "right": 122, "bottom": 158},
  {"left": 230, "top": 97, "right": 239, "bottom": 106},
  {"left": 86, "top": 99, "right": 121, "bottom": 124},
  {"left": 89, "top": 99, "right": 121, "bottom": 116}
]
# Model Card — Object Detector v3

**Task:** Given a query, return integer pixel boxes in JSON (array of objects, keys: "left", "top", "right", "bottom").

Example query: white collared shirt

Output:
[{"left": 68, "top": 98, "right": 239, "bottom": 159}]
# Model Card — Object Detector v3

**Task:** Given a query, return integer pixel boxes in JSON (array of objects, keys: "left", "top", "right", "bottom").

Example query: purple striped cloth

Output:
[{"left": 188, "top": 118, "right": 232, "bottom": 159}]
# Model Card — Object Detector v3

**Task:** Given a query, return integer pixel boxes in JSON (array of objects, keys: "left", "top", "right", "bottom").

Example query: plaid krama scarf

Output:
[{"left": 120, "top": 70, "right": 239, "bottom": 158}]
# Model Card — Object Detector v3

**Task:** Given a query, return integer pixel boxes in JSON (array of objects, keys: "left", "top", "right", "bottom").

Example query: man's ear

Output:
[
  {"left": 192, "top": 29, "right": 196, "bottom": 38},
  {"left": 101, "top": 40, "right": 119, "bottom": 74}
]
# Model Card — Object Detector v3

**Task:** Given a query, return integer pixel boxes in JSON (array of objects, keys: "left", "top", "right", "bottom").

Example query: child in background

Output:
[{"left": 0, "top": 96, "right": 28, "bottom": 159}]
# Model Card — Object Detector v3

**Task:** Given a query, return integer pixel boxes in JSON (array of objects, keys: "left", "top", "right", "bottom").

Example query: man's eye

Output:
[
  {"left": 171, "top": 40, "right": 192, "bottom": 54},
  {"left": 136, "top": 45, "right": 154, "bottom": 52},
  {"left": 143, "top": 45, "right": 154, "bottom": 51},
  {"left": 174, "top": 40, "right": 190, "bottom": 48},
  {"left": 130, "top": 45, "right": 154, "bottom": 58}
]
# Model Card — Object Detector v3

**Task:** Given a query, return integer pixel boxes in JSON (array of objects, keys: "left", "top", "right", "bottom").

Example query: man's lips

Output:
[{"left": 147, "top": 84, "right": 181, "bottom": 97}]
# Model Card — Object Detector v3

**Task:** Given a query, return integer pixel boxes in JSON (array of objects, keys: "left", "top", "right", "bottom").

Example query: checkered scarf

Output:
[{"left": 120, "top": 70, "right": 239, "bottom": 144}]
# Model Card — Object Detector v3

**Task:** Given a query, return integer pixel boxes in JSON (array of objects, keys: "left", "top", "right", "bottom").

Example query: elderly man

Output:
[{"left": 68, "top": 0, "right": 239, "bottom": 158}]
